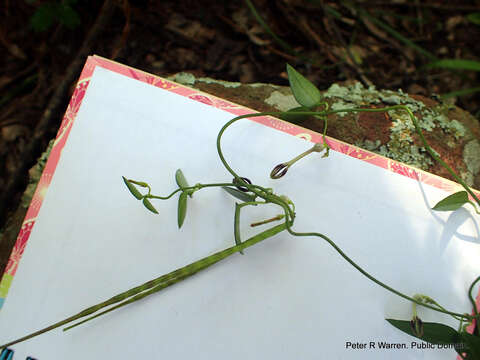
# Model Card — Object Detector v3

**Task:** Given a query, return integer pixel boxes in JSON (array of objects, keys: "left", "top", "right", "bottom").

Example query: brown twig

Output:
[
  {"left": 265, "top": 45, "right": 298, "bottom": 63},
  {"left": 111, "top": 0, "right": 131, "bottom": 59},
  {"left": 298, "top": 15, "right": 338, "bottom": 64}
]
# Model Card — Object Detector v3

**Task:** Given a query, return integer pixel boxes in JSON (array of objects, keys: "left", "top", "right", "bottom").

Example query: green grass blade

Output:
[
  {"left": 467, "top": 13, "right": 480, "bottom": 25},
  {"left": 441, "top": 86, "right": 480, "bottom": 99},
  {"left": 427, "top": 59, "right": 480, "bottom": 72},
  {"left": 244, "top": 0, "right": 299, "bottom": 57},
  {"left": 358, "top": 10, "right": 436, "bottom": 61}
]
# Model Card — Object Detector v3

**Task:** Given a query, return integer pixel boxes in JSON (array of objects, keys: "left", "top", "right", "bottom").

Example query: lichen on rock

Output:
[
  {"left": 20, "top": 139, "right": 54, "bottom": 209},
  {"left": 165, "top": 73, "right": 480, "bottom": 188},
  {"left": 321, "top": 82, "right": 478, "bottom": 186}
]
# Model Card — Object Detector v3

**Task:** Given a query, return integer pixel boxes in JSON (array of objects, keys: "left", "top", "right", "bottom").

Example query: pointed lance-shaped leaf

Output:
[
  {"left": 122, "top": 176, "right": 143, "bottom": 200},
  {"left": 142, "top": 197, "right": 159, "bottom": 214},
  {"left": 222, "top": 186, "right": 256, "bottom": 203},
  {"left": 432, "top": 191, "right": 469, "bottom": 212},
  {"left": 386, "top": 319, "right": 463, "bottom": 355},
  {"left": 177, "top": 192, "right": 188, "bottom": 228},
  {"left": 234, "top": 203, "right": 244, "bottom": 255},
  {"left": 286, "top": 64, "right": 322, "bottom": 108},
  {"left": 175, "top": 169, "right": 193, "bottom": 197}
]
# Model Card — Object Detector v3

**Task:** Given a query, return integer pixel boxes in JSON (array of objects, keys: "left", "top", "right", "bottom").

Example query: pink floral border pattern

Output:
[{"left": 1, "top": 56, "right": 478, "bottom": 334}]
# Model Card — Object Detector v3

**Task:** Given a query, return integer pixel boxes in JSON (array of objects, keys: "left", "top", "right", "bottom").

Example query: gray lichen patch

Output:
[
  {"left": 169, "top": 72, "right": 197, "bottom": 86},
  {"left": 165, "top": 74, "right": 478, "bottom": 187},
  {"left": 322, "top": 82, "right": 474, "bottom": 178},
  {"left": 463, "top": 140, "right": 480, "bottom": 176},
  {"left": 264, "top": 90, "right": 299, "bottom": 111},
  {"left": 449, "top": 119, "right": 466, "bottom": 139},
  {"left": 169, "top": 72, "right": 243, "bottom": 88},
  {"left": 21, "top": 139, "right": 54, "bottom": 208}
]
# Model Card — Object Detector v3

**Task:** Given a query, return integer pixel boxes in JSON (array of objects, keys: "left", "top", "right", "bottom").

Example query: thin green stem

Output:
[
  {"left": 286, "top": 226, "right": 473, "bottom": 319},
  {"left": 412, "top": 298, "right": 418, "bottom": 318},
  {"left": 284, "top": 147, "right": 316, "bottom": 167},
  {"left": 244, "top": 0, "right": 302, "bottom": 59},
  {"left": 467, "top": 200, "right": 480, "bottom": 215},
  {"left": 147, "top": 183, "right": 247, "bottom": 200}
]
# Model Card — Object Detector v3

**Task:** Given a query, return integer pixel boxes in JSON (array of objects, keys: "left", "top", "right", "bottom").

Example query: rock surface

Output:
[{"left": 170, "top": 73, "right": 480, "bottom": 188}]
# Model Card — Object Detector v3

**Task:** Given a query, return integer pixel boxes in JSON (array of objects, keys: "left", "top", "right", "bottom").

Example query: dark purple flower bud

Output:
[
  {"left": 410, "top": 316, "right": 424, "bottom": 338},
  {"left": 270, "top": 163, "right": 288, "bottom": 179},
  {"left": 232, "top": 177, "right": 252, "bottom": 192}
]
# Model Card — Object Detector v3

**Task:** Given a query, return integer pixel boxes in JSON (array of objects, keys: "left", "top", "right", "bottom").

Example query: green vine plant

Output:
[{"left": 2, "top": 64, "right": 480, "bottom": 358}]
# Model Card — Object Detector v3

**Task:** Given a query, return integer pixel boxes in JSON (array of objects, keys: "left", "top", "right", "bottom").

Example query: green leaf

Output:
[
  {"left": 177, "top": 192, "right": 187, "bottom": 228},
  {"left": 142, "top": 198, "right": 158, "bottom": 214},
  {"left": 175, "top": 169, "right": 193, "bottom": 197},
  {"left": 58, "top": 4, "right": 81, "bottom": 29},
  {"left": 461, "top": 332, "right": 480, "bottom": 359},
  {"left": 279, "top": 106, "right": 312, "bottom": 124},
  {"left": 286, "top": 64, "right": 322, "bottom": 108},
  {"left": 234, "top": 203, "right": 244, "bottom": 255},
  {"left": 432, "top": 191, "right": 469, "bottom": 212},
  {"left": 386, "top": 319, "right": 462, "bottom": 350},
  {"left": 467, "top": 13, "right": 480, "bottom": 25},
  {"left": 441, "top": 86, "right": 480, "bottom": 99},
  {"left": 122, "top": 176, "right": 143, "bottom": 200},
  {"left": 30, "top": 3, "right": 57, "bottom": 32},
  {"left": 222, "top": 187, "right": 256, "bottom": 203},
  {"left": 427, "top": 59, "right": 480, "bottom": 72}
]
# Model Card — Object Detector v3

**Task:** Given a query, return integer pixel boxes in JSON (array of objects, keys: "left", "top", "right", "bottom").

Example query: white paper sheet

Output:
[{"left": 0, "top": 65, "right": 478, "bottom": 359}]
